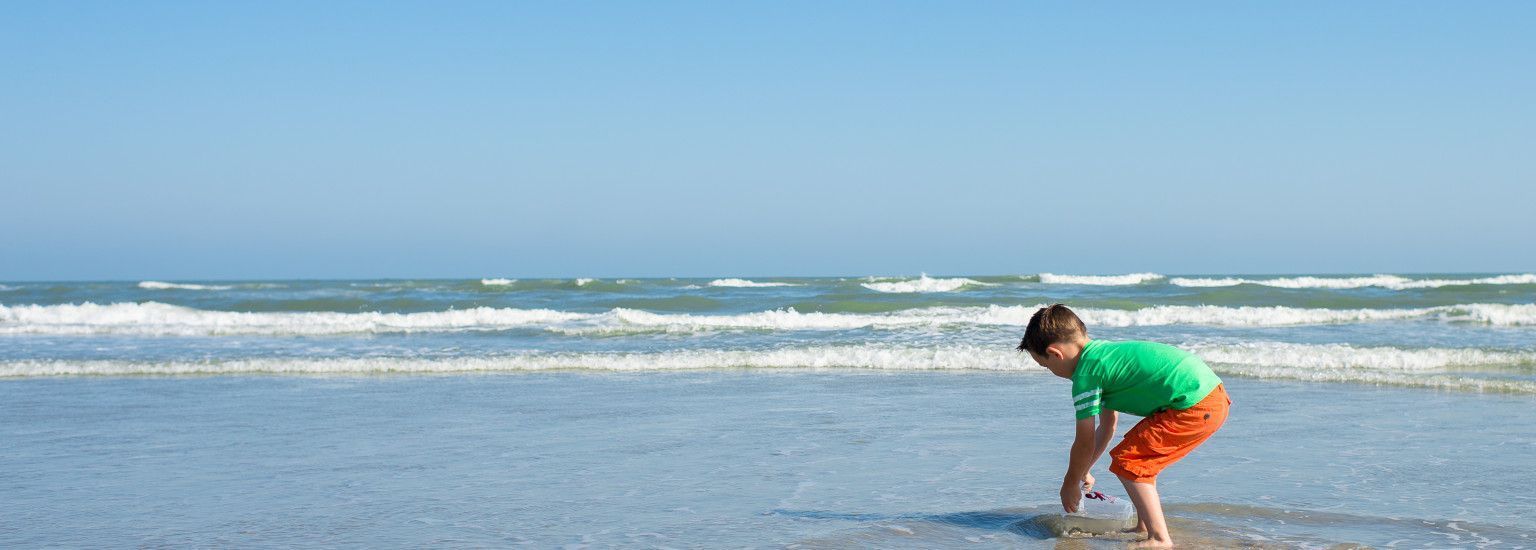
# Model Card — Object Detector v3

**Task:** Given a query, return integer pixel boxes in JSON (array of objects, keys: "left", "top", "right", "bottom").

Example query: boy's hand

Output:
[
  {"left": 1060, "top": 480, "right": 1083, "bottom": 513},
  {"left": 1082, "top": 472, "right": 1095, "bottom": 492}
]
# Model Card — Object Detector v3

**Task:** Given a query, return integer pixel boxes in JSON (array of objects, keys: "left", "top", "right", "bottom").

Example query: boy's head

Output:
[{"left": 1016, "top": 304, "right": 1089, "bottom": 379}]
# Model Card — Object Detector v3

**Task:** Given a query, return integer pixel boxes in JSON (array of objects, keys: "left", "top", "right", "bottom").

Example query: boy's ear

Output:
[{"left": 1045, "top": 344, "right": 1065, "bottom": 360}]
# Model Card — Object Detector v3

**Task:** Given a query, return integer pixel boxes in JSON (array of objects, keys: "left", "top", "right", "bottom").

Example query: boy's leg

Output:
[
  {"left": 1107, "top": 385, "right": 1231, "bottom": 546},
  {"left": 1118, "top": 475, "right": 1170, "bottom": 547},
  {"left": 1121, "top": 496, "right": 1148, "bottom": 537}
]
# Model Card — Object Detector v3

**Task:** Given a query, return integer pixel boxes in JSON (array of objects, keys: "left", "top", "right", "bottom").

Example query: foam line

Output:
[
  {"left": 1037, "top": 273, "right": 1165, "bottom": 285},
  {"left": 0, "top": 345, "right": 1037, "bottom": 377},
  {"left": 1187, "top": 342, "right": 1536, "bottom": 371},
  {"left": 861, "top": 275, "right": 988, "bottom": 293},
  {"left": 1170, "top": 274, "right": 1536, "bottom": 290},
  {"left": 3, "top": 302, "right": 1533, "bottom": 336},
  {"left": 5, "top": 342, "right": 1532, "bottom": 394},
  {"left": 138, "top": 281, "right": 234, "bottom": 290},
  {"left": 707, "top": 279, "right": 798, "bottom": 288}
]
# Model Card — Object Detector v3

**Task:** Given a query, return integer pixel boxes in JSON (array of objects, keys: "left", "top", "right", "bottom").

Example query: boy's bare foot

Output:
[
  {"left": 1120, "top": 526, "right": 1148, "bottom": 538},
  {"left": 1127, "top": 536, "right": 1173, "bottom": 548}
]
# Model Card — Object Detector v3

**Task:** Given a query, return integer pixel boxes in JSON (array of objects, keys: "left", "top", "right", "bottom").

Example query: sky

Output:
[{"left": 3, "top": 1, "right": 1533, "bottom": 280}]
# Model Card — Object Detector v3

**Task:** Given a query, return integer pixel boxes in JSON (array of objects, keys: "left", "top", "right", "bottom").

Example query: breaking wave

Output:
[
  {"left": 480, "top": 278, "right": 516, "bottom": 286},
  {"left": 3, "top": 302, "right": 1535, "bottom": 336},
  {"left": 1185, "top": 341, "right": 1536, "bottom": 393},
  {"left": 0, "top": 302, "right": 585, "bottom": 336},
  {"left": 4, "top": 341, "right": 1532, "bottom": 394},
  {"left": 0, "top": 345, "right": 1037, "bottom": 377},
  {"left": 1188, "top": 341, "right": 1536, "bottom": 371},
  {"left": 1037, "top": 273, "right": 1165, "bottom": 286},
  {"left": 1170, "top": 274, "right": 1536, "bottom": 290},
  {"left": 138, "top": 281, "right": 234, "bottom": 291},
  {"left": 861, "top": 275, "right": 988, "bottom": 293},
  {"left": 707, "top": 279, "right": 798, "bottom": 288}
]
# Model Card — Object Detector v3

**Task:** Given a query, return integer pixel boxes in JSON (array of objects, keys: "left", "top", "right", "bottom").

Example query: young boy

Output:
[{"left": 1017, "top": 304, "right": 1230, "bottom": 548}]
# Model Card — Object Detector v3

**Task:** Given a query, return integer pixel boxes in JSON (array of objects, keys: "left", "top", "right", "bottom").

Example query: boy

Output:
[{"left": 1017, "top": 304, "right": 1230, "bottom": 548}]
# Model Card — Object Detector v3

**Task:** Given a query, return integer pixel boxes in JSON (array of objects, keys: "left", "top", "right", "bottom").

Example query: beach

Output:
[
  {"left": 8, "top": 0, "right": 1535, "bottom": 545},
  {"left": 2, "top": 274, "right": 1534, "bottom": 547}
]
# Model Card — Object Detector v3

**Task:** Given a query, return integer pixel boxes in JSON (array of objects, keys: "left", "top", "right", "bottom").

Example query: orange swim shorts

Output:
[{"left": 1109, "top": 384, "right": 1231, "bottom": 483}]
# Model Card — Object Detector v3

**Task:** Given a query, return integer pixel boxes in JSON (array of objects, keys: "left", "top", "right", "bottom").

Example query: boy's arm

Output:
[
  {"left": 1090, "top": 410, "right": 1118, "bottom": 465},
  {"left": 1060, "top": 416, "right": 1096, "bottom": 512}
]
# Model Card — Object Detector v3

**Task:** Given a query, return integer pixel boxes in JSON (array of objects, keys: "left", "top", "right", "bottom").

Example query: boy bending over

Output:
[{"left": 1018, "top": 304, "right": 1231, "bottom": 548}]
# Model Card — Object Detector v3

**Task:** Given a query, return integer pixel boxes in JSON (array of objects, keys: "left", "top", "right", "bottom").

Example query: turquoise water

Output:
[{"left": 3, "top": 273, "right": 1535, "bottom": 546}]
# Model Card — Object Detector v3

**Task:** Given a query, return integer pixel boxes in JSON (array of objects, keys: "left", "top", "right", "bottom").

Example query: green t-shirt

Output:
[{"left": 1071, "top": 340, "right": 1222, "bottom": 420}]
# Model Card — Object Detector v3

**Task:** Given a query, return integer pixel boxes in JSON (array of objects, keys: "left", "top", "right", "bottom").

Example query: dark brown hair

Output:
[{"left": 1016, "top": 304, "right": 1087, "bottom": 355}]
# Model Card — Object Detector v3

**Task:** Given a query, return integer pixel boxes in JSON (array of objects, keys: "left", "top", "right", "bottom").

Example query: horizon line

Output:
[{"left": 4, "top": 271, "right": 1534, "bottom": 284}]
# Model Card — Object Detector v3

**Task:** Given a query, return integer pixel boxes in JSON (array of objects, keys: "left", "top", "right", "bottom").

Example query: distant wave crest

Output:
[
  {"left": 1037, "top": 273, "right": 1165, "bottom": 286},
  {"left": 0, "top": 302, "right": 585, "bottom": 336},
  {"left": 861, "top": 275, "right": 987, "bottom": 293},
  {"left": 3, "top": 302, "right": 1534, "bottom": 336},
  {"left": 138, "top": 281, "right": 234, "bottom": 291},
  {"left": 707, "top": 279, "right": 798, "bottom": 288},
  {"left": 480, "top": 278, "right": 516, "bottom": 286},
  {"left": 1170, "top": 274, "right": 1536, "bottom": 290}
]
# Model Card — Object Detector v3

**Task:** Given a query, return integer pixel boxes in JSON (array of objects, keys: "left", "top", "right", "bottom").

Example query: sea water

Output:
[{"left": 2, "top": 273, "right": 1535, "bottom": 547}]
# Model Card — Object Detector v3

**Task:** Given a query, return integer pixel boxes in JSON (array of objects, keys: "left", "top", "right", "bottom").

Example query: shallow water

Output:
[
  {"left": 3, "top": 274, "right": 1534, "bottom": 546},
  {"left": 3, "top": 372, "right": 1533, "bottom": 548}
]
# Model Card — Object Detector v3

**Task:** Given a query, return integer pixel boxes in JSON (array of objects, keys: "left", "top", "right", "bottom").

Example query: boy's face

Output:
[{"left": 1028, "top": 344, "right": 1077, "bottom": 379}]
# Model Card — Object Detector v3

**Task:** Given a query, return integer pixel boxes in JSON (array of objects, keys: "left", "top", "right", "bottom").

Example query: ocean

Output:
[{"left": 2, "top": 273, "right": 1534, "bottom": 547}]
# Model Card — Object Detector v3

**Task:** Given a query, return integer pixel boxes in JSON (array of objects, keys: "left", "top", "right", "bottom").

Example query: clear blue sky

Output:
[{"left": 3, "top": 2, "right": 1532, "bottom": 280}]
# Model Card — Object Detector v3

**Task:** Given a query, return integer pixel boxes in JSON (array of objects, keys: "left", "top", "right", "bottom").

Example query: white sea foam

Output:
[
  {"left": 1457, "top": 303, "right": 1536, "bottom": 326},
  {"left": 1070, "top": 305, "right": 1442, "bottom": 327},
  {"left": 1168, "top": 277, "right": 1249, "bottom": 287},
  {"left": 1208, "top": 364, "right": 1536, "bottom": 393},
  {"left": 707, "top": 279, "right": 798, "bottom": 288},
  {"left": 5, "top": 342, "right": 1533, "bottom": 393},
  {"left": 558, "top": 307, "right": 929, "bottom": 334},
  {"left": 480, "top": 278, "right": 516, "bottom": 286},
  {"left": 1186, "top": 341, "right": 1536, "bottom": 393},
  {"left": 575, "top": 278, "right": 597, "bottom": 286},
  {"left": 0, "top": 345, "right": 1039, "bottom": 377},
  {"left": 1188, "top": 342, "right": 1536, "bottom": 371},
  {"left": 3, "top": 302, "right": 1533, "bottom": 336},
  {"left": 0, "top": 302, "right": 586, "bottom": 336},
  {"left": 1096, "top": 303, "right": 1527, "bottom": 327},
  {"left": 1169, "top": 274, "right": 1536, "bottom": 290},
  {"left": 138, "top": 281, "right": 234, "bottom": 291},
  {"left": 861, "top": 274, "right": 987, "bottom": 293},
  {"left": 1037, "top": 273, "right": 1165, "bottom": 286}
]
